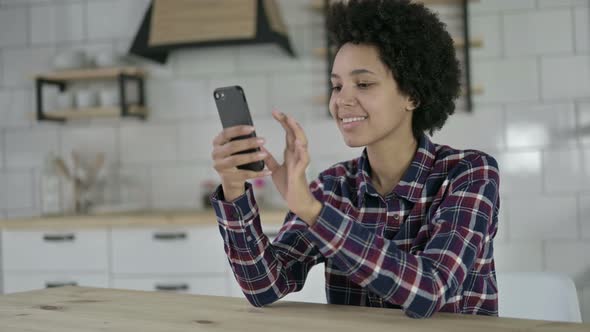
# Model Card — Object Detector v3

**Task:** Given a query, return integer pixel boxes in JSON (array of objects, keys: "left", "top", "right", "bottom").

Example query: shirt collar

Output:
[{"left": 356, "top": 132, "right": 436, "bottom": 205}]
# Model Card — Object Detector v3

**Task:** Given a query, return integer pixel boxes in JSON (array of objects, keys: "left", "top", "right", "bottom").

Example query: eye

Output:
[
  {"left": 357, "top": 82, "right": 374, "bottom": 89},
  {"left": 331, "top": 85, "right": 342, "bottom": 92}
]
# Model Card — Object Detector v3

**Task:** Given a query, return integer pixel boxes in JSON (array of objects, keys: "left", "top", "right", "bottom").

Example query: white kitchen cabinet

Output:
[
  {"left": 1, "top": 229, "right": 108, "bottom": 271},
  {"left": 3, "top": 272, "right": 109, "bottom": 294},
  {"left": 0, "top": 210, "right": 301, "bottom": 299},
  {"left": 111, "top": 226, "right": 227, "bottom": 274},
  {"left": 111, "top": 275, "right": 230, "bottom": 297}
]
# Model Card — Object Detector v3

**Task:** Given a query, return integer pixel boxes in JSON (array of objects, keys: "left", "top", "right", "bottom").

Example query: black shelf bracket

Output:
[
  {"left": 462, "top": 0, "right": 473, "bottom": 112},
  {"left": 36, "top": 72, "right": 147, "bottom": 123},
  {"left": 36, "top": 78, "right": 67, "bottom": 123},
  {"left": 117, "top": 73, "right": 147, "bottom": 120}
]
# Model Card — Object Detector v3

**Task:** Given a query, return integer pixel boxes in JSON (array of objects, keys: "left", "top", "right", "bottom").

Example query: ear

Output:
[{"left": 405, "top": 96, "right": 420, "bottom": 112}]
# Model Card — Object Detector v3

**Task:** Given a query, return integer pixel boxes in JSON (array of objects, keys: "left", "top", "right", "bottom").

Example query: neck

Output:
[{"left": 366, "top": 126, "right": 418, "bottom": 196}]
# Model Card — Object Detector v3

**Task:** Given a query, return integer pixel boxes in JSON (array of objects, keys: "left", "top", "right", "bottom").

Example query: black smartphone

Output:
[{"left": 213, "top": 85, "right": 265, "bottom": 172}]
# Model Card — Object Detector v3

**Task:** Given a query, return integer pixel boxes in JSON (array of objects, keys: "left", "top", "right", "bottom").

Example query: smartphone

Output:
[{"left": 213, "top": 85, "right": 265, "bottom": 172}]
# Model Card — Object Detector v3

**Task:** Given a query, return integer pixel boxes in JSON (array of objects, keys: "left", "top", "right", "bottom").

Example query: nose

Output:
[{"left": 335, "top": 87, "right": 356, "bottom": 108}]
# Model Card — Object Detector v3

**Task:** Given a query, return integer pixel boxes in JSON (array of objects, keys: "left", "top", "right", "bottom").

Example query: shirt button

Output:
[
  {"left": 231, "top": 212, "right": 239, "bottom": 219},
  {"left": 393, "top": 214, "right": 400, "bottom": 220}
]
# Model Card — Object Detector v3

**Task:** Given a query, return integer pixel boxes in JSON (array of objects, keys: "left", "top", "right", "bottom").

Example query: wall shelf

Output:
[
  {"left": 35, "top": 67, "right": 147, "bottom": 123},
  {"left": 35, "top": 67, "right": 146, "bottom": 81},
  {"left": 42, "top": 106, "right": 147, "bottom": 120}
]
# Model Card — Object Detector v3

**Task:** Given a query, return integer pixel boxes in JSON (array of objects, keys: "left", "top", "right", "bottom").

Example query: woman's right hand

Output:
[{"left": 211, "top": 125, "right": 272, "bottom": 202}]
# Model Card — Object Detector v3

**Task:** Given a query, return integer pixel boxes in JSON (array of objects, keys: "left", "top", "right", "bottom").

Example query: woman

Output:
[{"left": 210, "top": 0, "right": 500, "bottom": 318}]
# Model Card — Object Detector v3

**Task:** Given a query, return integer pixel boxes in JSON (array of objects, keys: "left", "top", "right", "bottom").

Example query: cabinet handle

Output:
[
  {"left": 153, "top": 232, "right": 187, "bottom": 241},
  {"left": 43, "top": 234, "right": 76, "bottom": 242},
  {"left": 45, "top": 281, "right": 78, "bottom": 288},
  {"left": 155, "top": 283, "right": 189, "bottom": 291}
]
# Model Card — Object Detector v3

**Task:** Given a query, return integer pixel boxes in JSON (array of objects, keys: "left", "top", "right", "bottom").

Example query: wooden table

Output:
[{"left": 0, "top": 287, "right": 588, "bottom": 332}]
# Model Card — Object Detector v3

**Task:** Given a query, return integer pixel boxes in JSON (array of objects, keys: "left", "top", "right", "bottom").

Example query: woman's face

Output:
[{"left": 329, "top": 43, "right": 416, "bottom": 148}]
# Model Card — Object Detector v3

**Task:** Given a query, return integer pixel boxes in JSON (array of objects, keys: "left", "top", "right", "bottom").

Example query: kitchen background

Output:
[{"left": 0, "top": 0, "right": 589, "bottom": 323}]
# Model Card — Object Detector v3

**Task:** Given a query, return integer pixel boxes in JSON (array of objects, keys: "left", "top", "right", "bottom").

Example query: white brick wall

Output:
[
  {"left": 496, "top": 150, "right": 543, "bottom": 194},
  {"left": 542, "top": 55, "right": 590, "bottom": 100},
  {"left": 503, "top": 9, "right": 574, "bottom": 56},
  {"left": 0, "top": 7, "right": 28, "bottom": 48},
  {"left": 1, "top": 0, "right": 590, "bottom": 322},
  {"left": 575, "top": 7, "right": 589, "bottom": 52},
  {"left": 505, "top": 103, "right": 577, "bottom": 148},
  {"left": 30, "top": 3, "right": 85, "bottom": 44}
]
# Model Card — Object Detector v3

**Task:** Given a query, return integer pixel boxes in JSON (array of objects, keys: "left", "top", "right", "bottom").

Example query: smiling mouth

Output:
[{"left": 340, "top": 116, "right": 367, "bottom": 124}]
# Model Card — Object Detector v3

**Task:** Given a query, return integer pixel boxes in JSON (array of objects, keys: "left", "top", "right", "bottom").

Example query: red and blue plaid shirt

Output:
[{"left": 211, "top": 133, "right": 500, "bottom": 318}]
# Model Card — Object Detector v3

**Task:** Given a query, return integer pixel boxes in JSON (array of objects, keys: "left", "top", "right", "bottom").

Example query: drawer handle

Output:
[
  {"left": 46, "top": 281, "right": 78, "bottom": 288},
  {"left": 155, "top": 283, "right": 189, "bottom": 291},
  {"left": 43, "top": 234, "right": 76, "bottom": 242},
  {"left": 153, "top": 232, "right": 187, "bottom": 241}
]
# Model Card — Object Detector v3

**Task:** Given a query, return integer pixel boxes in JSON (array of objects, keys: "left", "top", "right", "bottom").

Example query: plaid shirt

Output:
[{"left": 211, "top": 133, "right": 500, "bottom": 318}]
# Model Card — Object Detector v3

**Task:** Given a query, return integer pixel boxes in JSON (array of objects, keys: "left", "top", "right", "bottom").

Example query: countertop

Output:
[
  {"left": 0, "top": 209, "right": 289, "bottom": 229},
  {"left": 0, "top": 286, "right": 588, "bottom": 332}
]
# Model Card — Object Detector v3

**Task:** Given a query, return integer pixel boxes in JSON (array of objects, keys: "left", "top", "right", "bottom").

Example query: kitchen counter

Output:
[
  {"left": 0, "top": 286, "right": 588, "bottom": 332},
  {"left": 0, "top": 209, "right": 288, "bottom": 229}
]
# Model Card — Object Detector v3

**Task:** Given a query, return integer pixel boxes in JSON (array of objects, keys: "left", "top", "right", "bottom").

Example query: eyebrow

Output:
[{"left": 331, "top": 69, "right": 377, "bottom": 79}]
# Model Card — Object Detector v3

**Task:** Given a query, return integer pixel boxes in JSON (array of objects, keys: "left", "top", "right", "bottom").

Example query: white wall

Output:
[{"left": 0, "top": 0, "right": 589, "bottom": 322}]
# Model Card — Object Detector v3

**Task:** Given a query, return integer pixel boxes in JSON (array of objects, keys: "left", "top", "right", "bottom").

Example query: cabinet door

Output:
[
  {"left": 3, "top": 272, "right": 109, "bottom": 294},
  {"left": 111, "top": 275, "right": 229, "bottom": 297},
  {"left": 111, "top": 226, "right": 228, "bottom": 274},
  {"left": 1, "top": 229, "right": 108, "bottom": 271}
]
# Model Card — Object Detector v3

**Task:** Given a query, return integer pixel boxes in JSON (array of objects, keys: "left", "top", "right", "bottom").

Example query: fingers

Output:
[
  {"left": 212, "top": 125, "right": 254, "bottom": 146},
  {"left": 286, "top": 115, "right": 308, "bottom": 147},
  {"left": 213, "top": 150, "right": 268, "bottom": 172},
  {"left": 260, "top": 146, "right": 280, "bottom": 172},
  {"left": 224, "top": 168, "right": 272, "bottom": 183},
  {"left": 272, "top": 110, "right": 295, "bottom": 150},
  {"left": 294, "top": 138, "right": 310, "bottom": 171},
  {"left": 212, "top": 136, "right": 265, "bottom": 160}
]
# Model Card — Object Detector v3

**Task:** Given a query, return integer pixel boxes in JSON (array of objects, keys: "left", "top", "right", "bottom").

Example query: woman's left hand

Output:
[{"left": 262, "top": 111, "right": 322, "bottom": 225}]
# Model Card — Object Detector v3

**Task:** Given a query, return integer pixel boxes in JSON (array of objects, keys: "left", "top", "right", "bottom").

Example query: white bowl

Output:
[
  {"left": 75, "top": 90, "right": 98, "bottom": 109},
  {"left": 95, "top": 51, "right": 120, "bottom": 68},
  {"left": 56, "top": 92, "right": 74, "bottom": 110},
  {"left": 53, "top": 50, "right": 87, "bottom": 70},
  {"left": 99, "top": 89, "right": 120, "bottom": 107}
]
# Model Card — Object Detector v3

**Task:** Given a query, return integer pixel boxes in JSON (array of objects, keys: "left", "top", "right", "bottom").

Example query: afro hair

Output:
[{"left": 326, "top": 0, "right": 461, "bottom": 138}]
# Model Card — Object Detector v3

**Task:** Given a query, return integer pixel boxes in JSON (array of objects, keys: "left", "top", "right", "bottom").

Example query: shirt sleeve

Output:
[
  {"left": 304, "top": 154, "right": 500, "bottom": 318},
  {"left": 210, "top": 180, "right": 325, "bottom": 307}
]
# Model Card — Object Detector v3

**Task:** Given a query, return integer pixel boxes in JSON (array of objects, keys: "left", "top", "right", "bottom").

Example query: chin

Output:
[{"left": 342, "top": 135, "right": 368, "bottom": 148}]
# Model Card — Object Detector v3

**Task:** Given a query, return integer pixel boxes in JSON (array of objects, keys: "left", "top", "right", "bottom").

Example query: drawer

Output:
[
  {"left": 1, "top": 229, "right": 108, "bottom": 271},
  {"left": 3, "top": 272, "right": 109, "bottom": 294},
  {"left": 111, "top": 226, "right": 227, "bottom": 274},
  {"left": 111, "top": 274, "right": 230, "bottom": 297}
]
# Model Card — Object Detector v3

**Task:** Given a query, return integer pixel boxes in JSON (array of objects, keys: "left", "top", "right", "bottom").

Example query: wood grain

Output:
[
  {"left": 149, "top": 0, "right": 257, "bottom": 46},
  {"left": 0, "top": 209, "right": 288, "bottom": 229},
  {"left": 0, "top": 286, "right": 587, "bottom": 332},
  {"left": 36, "top": 67, "right": 145, "bottom": 81}
]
